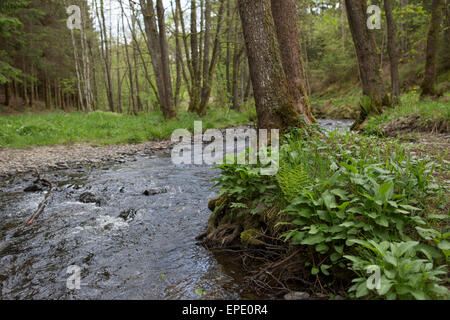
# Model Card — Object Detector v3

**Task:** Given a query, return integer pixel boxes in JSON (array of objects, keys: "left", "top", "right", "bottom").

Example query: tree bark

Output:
[
  {"left": 421, "top": 0, "right": 444, "bottom": 96},
  {"left": 140, "top": 0, "right": 176, "bottom": 119},
  {"left": 384, "top": 0, "right": 400, "bottom": 104},
  {"left": 345, "top": 0, "right": 385, "bottom": 128},
  {"left": 271, "top": 0, "right": 315, "bottom": 124},
  {"left": 156, "top": 0, "right": 176, "bottom": 118},
  {"left": 95, "top": 0, "right": 115, "bottom": 112},
  {"left": 238, "top": 0, "right": 302, "bottom": 131}
]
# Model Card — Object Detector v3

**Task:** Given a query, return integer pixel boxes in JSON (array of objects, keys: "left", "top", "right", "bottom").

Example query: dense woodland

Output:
[
  {"left": 0, "top": 0, "right": 449, "bottom": 301},
  {"left": 0, "top": 0, "right": 448, "bottom": 127}
]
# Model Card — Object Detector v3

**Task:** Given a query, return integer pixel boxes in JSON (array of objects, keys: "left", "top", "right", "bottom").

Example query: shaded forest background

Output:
[{"left": 0, "top": 0, "right": 449, "bottom": 118}]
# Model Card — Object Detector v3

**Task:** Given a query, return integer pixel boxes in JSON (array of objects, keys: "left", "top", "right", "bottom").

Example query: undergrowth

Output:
[
  {"left": 364, "top": 92, "right": 450, "bottom": 135},
  {"left": 213, "top": 126, "right": 449, "bottom": 300},
  {"left": 0, "top": 108, "right": 251, "bottom": 148}
]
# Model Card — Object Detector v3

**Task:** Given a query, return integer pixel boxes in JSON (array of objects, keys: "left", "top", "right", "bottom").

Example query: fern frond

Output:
[{"left": 276, "top": 163, "right": 311, "bottom": 201}]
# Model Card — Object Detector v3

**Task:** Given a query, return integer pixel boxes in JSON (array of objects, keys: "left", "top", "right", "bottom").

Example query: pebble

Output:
[{"left": 284, "top": 291, "right": 310, "bottom": 300}]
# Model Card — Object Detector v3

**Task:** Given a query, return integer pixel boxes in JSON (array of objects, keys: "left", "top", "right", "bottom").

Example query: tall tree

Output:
[
  {"left": 95, "top": 0, "right": 115, "bottom": 112},
  {"left": 271, "top": 0, "right": 315, "bottom": 124},
  {"left": 384, "top": 0, "right": 400, "bottom": 104},
  {"left": 238, "top": 0, "right": 302, "bottom": 131},
  {"left": 140, "top": 0, "right": 177, "bottom": 119},
  {"left": 345, "top": 0, "right": 385, "bottom": 128},
  {"left": 421, "top": 0, "right": 444, "bottom": 97}
]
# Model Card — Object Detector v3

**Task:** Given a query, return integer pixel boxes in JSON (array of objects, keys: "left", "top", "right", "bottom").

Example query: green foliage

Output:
[
  {"left": 0, "top": 108, "right": 251, "bottom": 148},
  {"left": 213, "top": 152, "right": 278, "bottom": 205},
  {"left": 212, "top": 125, "right": 449, "bottom": 300},
  {"left": 364, "top": 92, "right": 450, "bottom": 135},
  {"left": 345, "top": 239, "right": 448, "bottom": 300},
  {"left": 276, "top": 163, "right": 311, "bottom": 202}
]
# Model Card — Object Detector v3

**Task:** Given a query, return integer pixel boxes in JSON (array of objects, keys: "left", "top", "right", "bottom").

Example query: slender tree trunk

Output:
[
  {"left": 271, "top": 0, "right": 315, "bottom": 124},
  {"left": 171, "top": 0, "right": 182, "bottom": 107},
  {"left": 384, "top": 0, "right": 400, "bottom": 104},
  {"left": 119, "top": 0, "right": 137, "bottom": 115},
  {"left": 140, "top": 0, "right": 176, "bottom": 119},
  {"left": 116, "top": 19, "right": 123, "bottom": 113},
  {"left": 232, "top": 46, "right": 244, "bottom": 111},
  {"left": 4, "top": 84, "right": 10, "bottom": 106},
  {"left": 156, "top": 0, "right": 176, "bottom": 118},
  {"left": 421, "top": 0, "right": 444, "bottom": 96},
  {"left": 198, "top": 0, "right": 226, "bottom": 115},
  {"left": 189, "top": 0, "right": 200, "bottom": 112},
  {"left": 345, "top": 0, "right": 385, "bottom": 128},
  {"left": 96, "top": 0, "right": 115, "bottom": 112},
  {"left": 238, "top": 0, "right": 302, "bottom": 131}
]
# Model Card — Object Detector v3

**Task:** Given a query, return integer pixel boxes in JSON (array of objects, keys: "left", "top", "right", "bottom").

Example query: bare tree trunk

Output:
[
  {"left": 69, "top": 26, "right": 85, "bottom": 112},
  {"left": 116, "top": 19, "right": 123, "bottom": 113},
  {"left": 171, "top": 0, "right": 182, "bottom": 107},
  {"left": 271, "top": 0, "right": 315, "bottom": 124},
  {"left": 140, "top": 0, "right": 176, "bottom": 119},
  {"left": 384, "top": 0, "right": 400, "bottom": 104},
  {"left": 238, "top": 0, "right": 301, "bottom": 131},
  {"left": 96, "top": 0, "right": 115, "bottom": 112},
  {"left": 156, "top": 0, "right": 176, "bottom": 118},
  {"left": 189, "top": 0, "right": 200, "bottom": 112},
  {"left": 119, "top": 0, "right": 137, "bottom": 115},
  {"left": 421, "top": 0, "right": 444, "bottom": 96},
  {"left": 198, "top": 0, "right": 226, "bottom": 115},
  {"left": 129, "top": 3, "right": 160, "bottom": 105},
  {"left": 232, "top": 46, "right": 244, "bottom": 111},
  {"left": 345, "top": 0, "right": 385, "bottom": 128},
  {"left": 4, "top": 84, "right": 10, "bottom": 106}
]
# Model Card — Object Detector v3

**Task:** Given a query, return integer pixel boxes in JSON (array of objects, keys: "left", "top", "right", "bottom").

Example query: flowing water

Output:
[{"left": 0, "top": 120, "right": 352, "bottom": 300}]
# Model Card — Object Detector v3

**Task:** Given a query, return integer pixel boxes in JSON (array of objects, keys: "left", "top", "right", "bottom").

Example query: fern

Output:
[{"left": 276, "top": 163, "right": 311, "bottom": 201}]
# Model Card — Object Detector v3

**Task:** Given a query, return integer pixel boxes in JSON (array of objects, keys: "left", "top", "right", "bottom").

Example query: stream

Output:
[{"left": 0, "top": 119, "right": 352, "bottom": 300}]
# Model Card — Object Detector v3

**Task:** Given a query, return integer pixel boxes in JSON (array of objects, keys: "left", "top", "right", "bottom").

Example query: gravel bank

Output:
[{"left": 0, "top": 140, "right": 174, "bottom": 177}]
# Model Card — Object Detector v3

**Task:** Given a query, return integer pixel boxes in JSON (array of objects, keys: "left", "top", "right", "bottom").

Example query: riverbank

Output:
[
  {"left": 200, "top": 124, "right": 450, "bottom": 300},
  {"left": 0, "top": 109, "right": 252, "bottom": 149},
  {"left": 0, "top": 139, "right": 174, "bottom": 177}
]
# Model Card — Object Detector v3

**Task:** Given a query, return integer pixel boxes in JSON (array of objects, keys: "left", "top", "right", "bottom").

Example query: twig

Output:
[{"left": 22, "top": 170, "right": 54, "bottom": 230}]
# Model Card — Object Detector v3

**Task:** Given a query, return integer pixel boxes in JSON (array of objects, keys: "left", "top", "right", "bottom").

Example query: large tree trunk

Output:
[
  {"left": 421, "top": 0, "right": 444, "bottom": 97},
  {"left": 271, "top": 0, "right": 315, "bottom": 124},
  {"left": 238, "top": 0, "right": 302, "bottom": 131},
  {"left": 345, "top": 0, "right": 385, "bottom": 128},
  {"left": 384, "top": 0, "right": 400, "bottom": 104}
]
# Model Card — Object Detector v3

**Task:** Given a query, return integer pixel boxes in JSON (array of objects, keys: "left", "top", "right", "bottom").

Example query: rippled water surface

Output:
[{"left": 0, "top": 120, "right": 352, "bottom": 300}]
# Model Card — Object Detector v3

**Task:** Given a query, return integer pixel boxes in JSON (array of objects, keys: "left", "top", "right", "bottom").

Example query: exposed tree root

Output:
[{"left": 198, "top": 194, "right": 351, "bottom": 299}]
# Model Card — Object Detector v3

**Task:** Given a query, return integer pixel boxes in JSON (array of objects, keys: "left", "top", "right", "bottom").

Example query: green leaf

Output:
[
  {"left": 375, "top": 216, "right": 389, "bottom": 227},
  {"left": 316, "top": 243, "right": 329, "bottom": 254},
  {"left": 301, "top": 233, "right": 326, "bottom": 245},
  {"left": 331, "top": 188, "right": 349, "bottom": 200},
  {"left": 320, "top": 264, "right": 331, "bottom": 276},
  {"left": 322, "top": 190, "right": 338, "bottom": 211},
  {"left": 437, "top": 240, "right": 450, "bottom": 251},
  {"left": 378, "top": 182, "right": 394, "bottom": 200},
  {"left": 355, "top": 281, "right": 369, "bottom": 298}
]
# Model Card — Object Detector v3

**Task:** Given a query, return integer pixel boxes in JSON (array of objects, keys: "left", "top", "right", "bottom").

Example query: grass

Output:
[
  {"left": 310, "top": 87, "right": 361, "bottom": 119},
  {"left": 0, "top": 108, "right": 252, "bottom": 149},
  {"left": 364, "top": 92, "right": 450, "bottom": 135}
]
